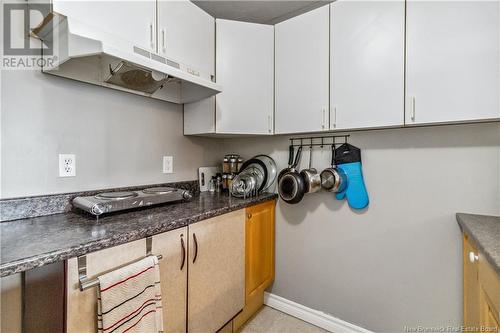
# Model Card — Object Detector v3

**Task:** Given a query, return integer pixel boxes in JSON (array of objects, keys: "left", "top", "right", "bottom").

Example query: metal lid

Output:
[{"left": 95, "top": 191, "right": 138, "bottom": 200}]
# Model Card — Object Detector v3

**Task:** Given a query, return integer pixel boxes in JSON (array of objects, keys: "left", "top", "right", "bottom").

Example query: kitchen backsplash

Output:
[{"left": 0, "top": 180, "right": 199, "bottom": 222}]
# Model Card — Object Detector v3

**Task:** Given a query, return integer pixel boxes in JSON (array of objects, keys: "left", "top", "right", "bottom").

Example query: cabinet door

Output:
[
  {"left": 246, "top": 201, "right": 275, "bottom": 299},
  {"left": 463, "top": 235, "right": 480, "bottom": 328},
  {"left": 53, "top": 0, "right": 157, "bottom": 52},
  {"left": 233, "top": 201, "right": 276, "bottom": 331},
  {"left": 188, "top": 210, "right": 245, "bottom": 333},
  {"left": 330, "top": 1, "right": 404, "bottom": 130},
  {"left": 215, "top": 19, "right": 274, "bottom": 135},
  {"left": 66, "top": 238, "right": 147, "bottom": 332},
  {"left": 157, "top": 0, "right": 215, "bottom": 79},
  {"left": 275, "top": 5, "right": 330, "bottom": 134},
  {"left": 152, "top": 228, "right": 188, "bottom": 333},
  {"left": 406, "top": 1, "right": 500, "bottom": 124}
]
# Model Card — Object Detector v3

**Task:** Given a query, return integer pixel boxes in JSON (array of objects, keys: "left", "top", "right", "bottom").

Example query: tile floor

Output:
[{"left": 238, "top": 306, "right": 331, "bottom": 333}]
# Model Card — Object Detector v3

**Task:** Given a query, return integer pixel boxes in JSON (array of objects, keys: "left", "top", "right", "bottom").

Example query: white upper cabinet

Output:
[
  {"left": 330, "top": 1, "right": 405, "bottom": 130},
  {"left": 53, "top": 0, "right": 157, "bottom": 52},
  {"left": 157, "top": 0, "right": 215, "bottom": 79},
  {"left": 406, "top": 1, "right": 500, "bottom": 124},
  {"left": 275, "top": 5, "right": 330, "bottom": 134},
  {"left": 215, "top": 19, "right": 274, "bottom": 134}
]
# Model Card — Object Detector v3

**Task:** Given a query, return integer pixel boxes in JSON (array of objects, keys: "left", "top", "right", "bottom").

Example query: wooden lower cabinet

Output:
[
  {"left": 234, "top": 200, "right": 276, "bottom": 330},
  {"left": 152, "top": 228, "right": 188, "bottom": 333},
  {"left": 66, "top": 237, "right": 149, "bottom": 332},
  {"left": 188, "top": 210, "right": 245, "bottom": 333},
  {"left": 463, "top": 234, "right": 500, "bottom": 331},
  {"left": 65, "top": 205, "right": 272, "bottom": 333},
  {"left": 66, "top": 229, "right": 188, "bottom": 333}
]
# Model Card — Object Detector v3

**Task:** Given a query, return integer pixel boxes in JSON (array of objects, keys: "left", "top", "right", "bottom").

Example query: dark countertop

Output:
[
  {"left": 0, "top": 192, "right": 277, "bottom": 277},
  {"left": 456, "top": 213, "right": 500, "bottom": 275}
]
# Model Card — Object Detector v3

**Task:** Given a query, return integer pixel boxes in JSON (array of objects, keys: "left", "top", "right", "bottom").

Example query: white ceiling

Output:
[{"left": 192, "top": 0, "right": 332, "bottom": 25}]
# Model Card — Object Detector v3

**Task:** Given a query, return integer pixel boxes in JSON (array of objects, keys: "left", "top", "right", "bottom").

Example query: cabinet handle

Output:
[
  {"left": 268, "top": 115, "right": 272, "bottom": 133},
  {"left": 149, "top": 23, "right": 154, "bottom": 49},
  {"left": 469, "top": 251, "right": 478, "bottom": 263},
  {"left": 321, "top": 108, "right": 326, "bottom": 129},
  {"left": 332, "top": 106, "right": 337, "bottom": 129},
  {"left": 180, "top": 234, "right": 186, "bottom": 270},
  {"left": 247, "top": 213, "right": 252, "bottom": 219},
  {"left": 192, "top": 233, "right": 198, "bottom": 264},
  {"left": 410, "top": 97, "right": 416, "bottom": 122},
  {"left": 161, "top": 29, "right": 166, "bottom": 53}
]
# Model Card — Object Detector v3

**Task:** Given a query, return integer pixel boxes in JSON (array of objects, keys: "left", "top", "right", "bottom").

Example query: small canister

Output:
[
  {"left": 227, "top": 174, "right": 234, "bottom": 191},
  {"left": 229, "top": 155, "right": 239, "bottom": 173},
  {"left": 223, "top": 156, "right": 230, "bottom": 173},
  {"left": 222, "top": 174, "right": 228, "bottom": 191}
]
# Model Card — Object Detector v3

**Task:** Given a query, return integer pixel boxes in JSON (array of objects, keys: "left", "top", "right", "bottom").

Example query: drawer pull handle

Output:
[
  {"left": 192, "top": 233, "right": 198, "bottom": 264},
  {"left": 247, "top": 213, "right": 252, "bottom": 219},
  {"left": 180, "top": 234, "right": 186, "bottom": 270}
]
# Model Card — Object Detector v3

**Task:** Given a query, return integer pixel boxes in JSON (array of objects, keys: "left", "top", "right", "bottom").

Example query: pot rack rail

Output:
[{"left": 289, "top": 135, "right": 350, "bottom": 148}]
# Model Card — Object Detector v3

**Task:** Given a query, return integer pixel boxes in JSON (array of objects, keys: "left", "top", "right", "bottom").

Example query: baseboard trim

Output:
[{"left": 263, "top": 292, "right": 373, "bottom": 333}]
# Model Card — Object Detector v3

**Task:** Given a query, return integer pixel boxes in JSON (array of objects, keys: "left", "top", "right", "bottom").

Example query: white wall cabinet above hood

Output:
[{"left": 32, "top": 13, "right": 222, "bottom": 104}]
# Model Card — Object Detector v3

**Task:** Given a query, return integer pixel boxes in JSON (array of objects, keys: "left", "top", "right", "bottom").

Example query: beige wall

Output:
[
  {"left": 0, "top": 69, "right": 222, "bottom": 198},
  {"left": 221, "top": 123, "right": 500, "bottom": 332}
]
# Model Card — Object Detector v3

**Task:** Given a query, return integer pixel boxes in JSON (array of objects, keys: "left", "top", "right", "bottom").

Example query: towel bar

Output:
[{"left": 78, "top": 254, "right": 163, "bottom": 291}]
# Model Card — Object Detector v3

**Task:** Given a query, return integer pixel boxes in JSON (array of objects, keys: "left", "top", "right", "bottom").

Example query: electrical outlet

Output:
[
  {"left": 59, "top": 154, "right": 76, "bottom": 177},
  {"left": 163, "top": 156, "right": 173, "bottom": 174}
]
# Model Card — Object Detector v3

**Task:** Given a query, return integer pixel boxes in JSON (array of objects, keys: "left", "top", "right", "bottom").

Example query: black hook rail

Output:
[{"left": 289, "top": 135, "right": 350, "bottom": 148}]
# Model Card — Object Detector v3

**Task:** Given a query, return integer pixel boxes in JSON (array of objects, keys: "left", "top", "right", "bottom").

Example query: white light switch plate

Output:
[
  {"left": 59, "top": 154, "right": 76, "bottom": 177},
  {"left": 163, "top": 156, "right": 173, "bottom": 173}
]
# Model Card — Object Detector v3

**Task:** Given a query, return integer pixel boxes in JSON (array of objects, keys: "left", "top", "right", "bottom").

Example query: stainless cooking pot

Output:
[
  {"left": 299, "top": 146, "right": 321, "bottom": 193},
  {"left": 320, "top": 145, "right": 347, "bottom": 193}
]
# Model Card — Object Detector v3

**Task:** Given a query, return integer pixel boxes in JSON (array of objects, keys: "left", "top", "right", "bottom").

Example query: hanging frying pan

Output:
[{"left": 278, "top": 146, "right": 306, "bottom": 204}]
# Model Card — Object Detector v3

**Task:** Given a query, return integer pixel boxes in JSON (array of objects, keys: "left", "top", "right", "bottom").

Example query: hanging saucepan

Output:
[
  {"left": 278, "top": 146, "right": 306, "bottom": 204},
  {"left": 320, "top": 144, "right": 347, "bottom": 193},
  {"left": 300, "top": 146, "right": 321, "bottom": 193},
  {"left": 278, "top": 145, "right": 295, "bottom": 183}
]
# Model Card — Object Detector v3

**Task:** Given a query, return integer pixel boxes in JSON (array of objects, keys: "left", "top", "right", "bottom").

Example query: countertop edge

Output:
[
  {"left": 456, "top": 213, "right": 500, "bottom": 276},
  {"left": 0, "top": 195, "right": 277, "bottom": 277}
]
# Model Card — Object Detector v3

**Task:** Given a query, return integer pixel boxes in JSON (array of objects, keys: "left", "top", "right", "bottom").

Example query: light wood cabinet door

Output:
[
  {"left": 233, "top": 200, "right": 276, "bottom": 331},
  {"left": 275, "top": 4, "right": 330, "bottom": 134},
  {"left": 463, "top": 235, "right": 480, "bottom": 328},
  {"left": 478, "top": 248, "right": 500, "bottom": 330},
  {"left": 66, "top": 238, "right": 147, "bottom": 333},
  {"left": 330, "top": 0, "right": 404, "bottom": 130},
  {"left": 188, "top": 210, "right": 245, "bottom": 333},
  {"left": 67, "top": 229, "right": 188, "bottom": 333},
  {"left": 152, "top": 227, "right": 188, "bottom": 333},
  {"left": 246, "top": 201, "right": 275, "bottom": 299},
  {"left": 157, "top": 0, "right": 215, "bottom": 79},
  {"left": 406, "top": 0, "right": 500, "bottom": 124},
  {"left": 215, "top": 19, "right": 274, "bottom": 135}
]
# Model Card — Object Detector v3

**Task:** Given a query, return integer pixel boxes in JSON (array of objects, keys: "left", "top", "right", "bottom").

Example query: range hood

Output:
[{"left": 32, "top": 13, "right": 222, "bottom": 104}]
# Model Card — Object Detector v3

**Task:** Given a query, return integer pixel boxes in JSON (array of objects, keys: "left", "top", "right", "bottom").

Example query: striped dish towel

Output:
[{"left": 97, "top": 256, "right": 163, "bottom": 333}]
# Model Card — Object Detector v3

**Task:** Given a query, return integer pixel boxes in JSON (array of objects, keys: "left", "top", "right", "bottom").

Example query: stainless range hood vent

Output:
[
  {"left": 105, "top": 62, "right": 167, "bottom": 95},
  {"left": 31, "top": 13, "right": 221, "bottom": 104}
]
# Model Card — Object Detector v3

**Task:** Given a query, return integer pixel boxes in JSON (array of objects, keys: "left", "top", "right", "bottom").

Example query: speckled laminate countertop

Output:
[
  {"left": 456, "top": 213, "right": 500, "bottom": 275},
  {"left": 0, "top": 192, "right": 277, "bottom": 277}
]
